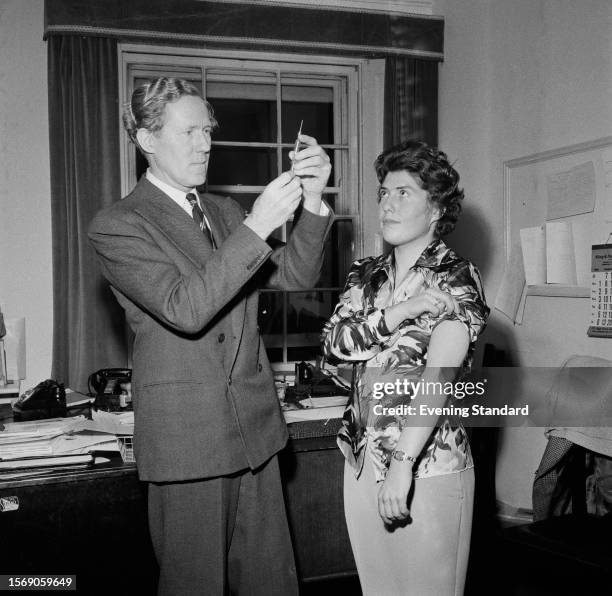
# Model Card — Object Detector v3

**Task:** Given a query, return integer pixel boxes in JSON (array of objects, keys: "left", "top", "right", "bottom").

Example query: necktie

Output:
[{"left": 186, "top": 193, "right": 216, "bottom": 249}]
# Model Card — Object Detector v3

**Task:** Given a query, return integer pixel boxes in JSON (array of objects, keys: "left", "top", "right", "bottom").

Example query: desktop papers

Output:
[{"left": 0, "top": 413, "right": 132, "bottom": 470}]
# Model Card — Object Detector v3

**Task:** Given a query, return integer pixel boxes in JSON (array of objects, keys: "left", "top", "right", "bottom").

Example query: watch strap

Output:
[{"left": 391, "top": 449, "right": 417, "bottom": 464}]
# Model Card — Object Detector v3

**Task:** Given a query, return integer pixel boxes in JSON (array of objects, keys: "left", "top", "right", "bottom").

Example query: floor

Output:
[{"left": 298, "top": 522, "right": 611, "bottom": 596}]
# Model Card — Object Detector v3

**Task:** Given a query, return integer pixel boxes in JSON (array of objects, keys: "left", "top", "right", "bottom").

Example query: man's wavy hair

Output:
[
  {"left": 374, "top": 140, "right": 464, "bottom": 237},
  {"left": 122, "top": 77, "right": 218, "bottom": 155}
]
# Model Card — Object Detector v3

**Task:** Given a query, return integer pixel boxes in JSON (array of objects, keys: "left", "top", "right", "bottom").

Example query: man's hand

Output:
[
  {"left": 377, "top": 461, "right": 413, "bottom": 525},
  {"left": 244, "top": 172, "right": 302, "bottom": 240},
  {"left": 290, "top": 134, "right": 331, "bottom": 211}
]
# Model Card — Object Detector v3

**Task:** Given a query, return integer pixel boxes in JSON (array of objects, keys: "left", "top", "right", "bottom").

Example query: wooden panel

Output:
[
  {"left": 281, "top": 441, "right": 356, "bottom": 580},
  {"left": 0, "top": 470, "right": 157, "bottom": 595}
]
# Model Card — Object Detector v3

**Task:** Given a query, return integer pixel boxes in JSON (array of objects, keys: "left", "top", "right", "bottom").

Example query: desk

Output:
[{"left": 0, "top": 418, "right": 355, "bottom": 594}]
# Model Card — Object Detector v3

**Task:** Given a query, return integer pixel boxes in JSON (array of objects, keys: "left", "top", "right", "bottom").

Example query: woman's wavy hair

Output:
[
  {"left": 122, "top": 77, "right": 218, "bottom": 155},
  {"left": 374, "top": 140, "right": 464, "bottom": 237}
]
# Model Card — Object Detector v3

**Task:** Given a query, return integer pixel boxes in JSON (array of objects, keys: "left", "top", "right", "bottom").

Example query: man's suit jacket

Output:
[{"left": 89, "top": 177, "right": 331, "bottom": 482}]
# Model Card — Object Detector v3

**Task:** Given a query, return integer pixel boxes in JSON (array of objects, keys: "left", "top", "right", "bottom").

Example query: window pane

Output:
[
  {"left": 285, "top": 217, "right": 353, "bottom": 288},
  {"left": 259, "top": 291, "right": 284, "bottom": 335},
  {"left": 134, "top": 76, "right": 202, "bottom": 92},
  {"left": 318, "top": 219, "right": 354, "bottom": 288},
  {"left": 207, "top": 78, "right": 277, "bottom": 142},
  {"left": 287, "top": 345, "right": 320, "bottom": 362},
  {"left": 259, "top": 291, "right": 284, "bottom": 362},
  {"left": 287, "top": 290, "right": 340, "bottom": 362},
  {"left": 207, "top": 147, "right": 277, "bottom": 186},
  {"left": 322, "top": 192, "right": 336, "bottom": 212},
  {"left": 209, "top": 98, "right": 276, "bottom": 143},
  {"left": 281, "top": 85, "right": 334, "bottom": 145}
]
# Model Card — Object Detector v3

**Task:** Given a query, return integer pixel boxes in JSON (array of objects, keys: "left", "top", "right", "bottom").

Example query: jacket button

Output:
[
  {"left": 218, "top": 333, "right": 225, "bottom": 343},
  {"left": 258, "top": 363, "right": 263, "bottom": 372}
]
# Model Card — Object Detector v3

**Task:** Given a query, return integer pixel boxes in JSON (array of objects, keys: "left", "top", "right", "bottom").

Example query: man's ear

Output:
[{"left": 136, "top": 128, "right": 155, "bottom": 155}]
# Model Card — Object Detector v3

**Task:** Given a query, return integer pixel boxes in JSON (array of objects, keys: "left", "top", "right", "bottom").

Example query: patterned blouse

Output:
[{"left": 322, "top": 239, "right": 489, "bottom": 481}]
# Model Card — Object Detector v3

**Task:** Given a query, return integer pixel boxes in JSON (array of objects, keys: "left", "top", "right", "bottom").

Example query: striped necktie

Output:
[{"left": 186, "top": 193, "right": 216, "bottom": 249}]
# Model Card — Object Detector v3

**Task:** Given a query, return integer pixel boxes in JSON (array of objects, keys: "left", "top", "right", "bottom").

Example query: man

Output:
[{"left": 88, "top": 77, "right": 332, "bottom": 595}]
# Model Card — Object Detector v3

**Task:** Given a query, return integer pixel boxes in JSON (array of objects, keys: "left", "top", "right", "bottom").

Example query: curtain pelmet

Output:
[{"left": 49, "top": 35, "right": 127, "bottom": 392}]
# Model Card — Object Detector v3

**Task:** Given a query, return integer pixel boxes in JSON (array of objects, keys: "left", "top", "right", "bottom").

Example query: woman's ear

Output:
[
  {"left": 429, "top": 204, "right": 444, "bottom": 228},
  {"left": 136, "top": 128, "right": 155, "bottom": 154}
]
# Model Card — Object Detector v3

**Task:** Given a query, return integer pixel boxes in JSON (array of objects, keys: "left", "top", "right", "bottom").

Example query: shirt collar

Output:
[
  {"left": 373, "top": 238, "right": 460, "bottom": 282},
  {"left": 146, "top": 169, "right": 198, "bottom": 212}
]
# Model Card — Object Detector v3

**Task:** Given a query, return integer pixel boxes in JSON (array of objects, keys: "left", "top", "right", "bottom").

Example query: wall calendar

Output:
[{"left": 588, "top": 243, "right": 612, "bottom": 338}]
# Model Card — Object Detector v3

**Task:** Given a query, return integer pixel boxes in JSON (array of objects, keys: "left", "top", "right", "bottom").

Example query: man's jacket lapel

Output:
[{"left": 132, "top": 178, "right": 215, "bottom": 266}]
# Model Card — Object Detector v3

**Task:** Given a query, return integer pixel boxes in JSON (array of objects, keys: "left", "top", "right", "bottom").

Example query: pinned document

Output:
[
  {"left": 495, "top": 242, "right": 527, "bottom": 324},
  {"left": 520, "top": 226, "right": 546, "bottom": 285},
  {"left": 545, "top": 221, "right": 577, "bottom": 285}
]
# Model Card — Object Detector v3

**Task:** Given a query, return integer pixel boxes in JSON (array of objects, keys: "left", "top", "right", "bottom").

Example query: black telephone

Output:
[
  {"left": 88, "top": 369, "right": 132, "bottom": 411},
  {"left": 293, "top": 361, "right": 350, "bottom": 398},
  {"left": 12, "top": 379, "right": 67, "bottom": 421},
  {"left": 88, "top": 368, "right": 132, "bottom": 396}
]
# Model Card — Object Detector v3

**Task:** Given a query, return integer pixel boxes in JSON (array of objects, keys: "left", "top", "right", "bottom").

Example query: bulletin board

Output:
[{"left": 503, "top": 136, "right": 612, "bottom": 289}]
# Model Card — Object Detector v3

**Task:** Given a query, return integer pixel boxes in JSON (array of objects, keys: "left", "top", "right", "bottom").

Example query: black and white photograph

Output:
[{"left": 0, "top": 1, "right": 611, "bottom": 594}]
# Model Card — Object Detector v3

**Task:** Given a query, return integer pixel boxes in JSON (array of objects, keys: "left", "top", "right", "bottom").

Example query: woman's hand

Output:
[
  {"left": 377, "top": 461, "right": 413, "bottom": 524},
  {"left": 384, "top": 288, "right": 455, "bottom": 331},
  {"left": 405, "top": 288, "right": 455, "bottom": 318}
]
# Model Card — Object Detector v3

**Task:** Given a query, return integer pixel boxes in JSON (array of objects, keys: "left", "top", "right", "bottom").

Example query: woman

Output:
[{"left": 322, "top": 141, "right": 489, "bottom": 595}]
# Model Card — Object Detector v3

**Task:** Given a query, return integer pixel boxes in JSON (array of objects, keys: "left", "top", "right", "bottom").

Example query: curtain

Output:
[
  {"left": 49, "top": 35, "right": 127, "bottom": 392},
  {"left": 383, "top": 56, "right": 438, "bottom": 148}
]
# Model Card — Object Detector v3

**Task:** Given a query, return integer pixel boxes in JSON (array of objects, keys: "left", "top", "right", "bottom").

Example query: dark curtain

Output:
[
  {"left": 49, "top": 35, "right": 127, "bottom": 392},
  {"left": 384, "top": 56, "right": 438, "bottom": 148}
]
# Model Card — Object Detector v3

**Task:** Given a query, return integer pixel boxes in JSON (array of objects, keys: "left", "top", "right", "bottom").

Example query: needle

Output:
[{"left": 291, "top": 120, "right": 303, "bottom": 172}]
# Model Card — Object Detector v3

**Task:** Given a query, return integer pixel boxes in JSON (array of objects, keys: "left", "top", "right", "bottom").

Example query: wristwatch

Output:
[{"left": 390, "top": 450, "right": 417, "bottom": 464}]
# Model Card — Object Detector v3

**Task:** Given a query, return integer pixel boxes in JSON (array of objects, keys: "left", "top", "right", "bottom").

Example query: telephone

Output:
[
  {"left": 88, "top": 368, "right": 132, "bottom": 411},
  {"left": 293, "top": 361, "right": 350, "bottom": 398},
  {"left": 12, "top": 379, "right": 67, "bottom": 421}
]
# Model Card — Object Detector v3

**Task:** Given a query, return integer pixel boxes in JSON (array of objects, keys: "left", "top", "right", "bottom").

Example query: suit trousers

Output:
[
  {"left": 344, "top": 460, "right": 474, "bottom": 596},
  {"left": 148, "top": 455, "right": 298, "bottom": 596}
]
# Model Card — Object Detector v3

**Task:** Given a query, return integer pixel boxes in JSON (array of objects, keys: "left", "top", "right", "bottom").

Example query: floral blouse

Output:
[{"left": 322, "top": 239, "right": 489, "bottom": 481}]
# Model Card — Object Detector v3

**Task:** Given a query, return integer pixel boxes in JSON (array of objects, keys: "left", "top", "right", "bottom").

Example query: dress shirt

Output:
[
  {"left": 322, "top": 239, "right": 490, "bottom": 481},
  {"left": 146, "top": 170, "right": 213, "bottom": 233}
]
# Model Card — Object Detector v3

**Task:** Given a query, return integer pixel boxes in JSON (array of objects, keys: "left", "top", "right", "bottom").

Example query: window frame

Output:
[{"left": 118, "top": 43, "right": 384, "bottom": 366}]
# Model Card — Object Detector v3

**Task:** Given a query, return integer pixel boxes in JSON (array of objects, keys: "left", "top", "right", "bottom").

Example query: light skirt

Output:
[{"left": 344, "top": 460, "right": 474, "bottom": 596}]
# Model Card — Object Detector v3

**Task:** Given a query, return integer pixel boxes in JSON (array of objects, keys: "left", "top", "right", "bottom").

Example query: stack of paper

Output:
[{"left": 0, "top": 414, "right": 127, "bottom": 473}]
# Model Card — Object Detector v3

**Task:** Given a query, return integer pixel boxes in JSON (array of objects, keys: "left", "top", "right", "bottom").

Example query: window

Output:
[{"left": 119, "top": 45, "right": 384, "bottom": 366}]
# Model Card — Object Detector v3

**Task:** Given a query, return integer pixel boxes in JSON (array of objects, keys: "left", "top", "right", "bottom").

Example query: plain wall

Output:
[
  {"left": 433, "top": 0, "right": 612, "bottom": 509},
  {"left": 0, "top": 0, "right": 51, "bottom": 392}
]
